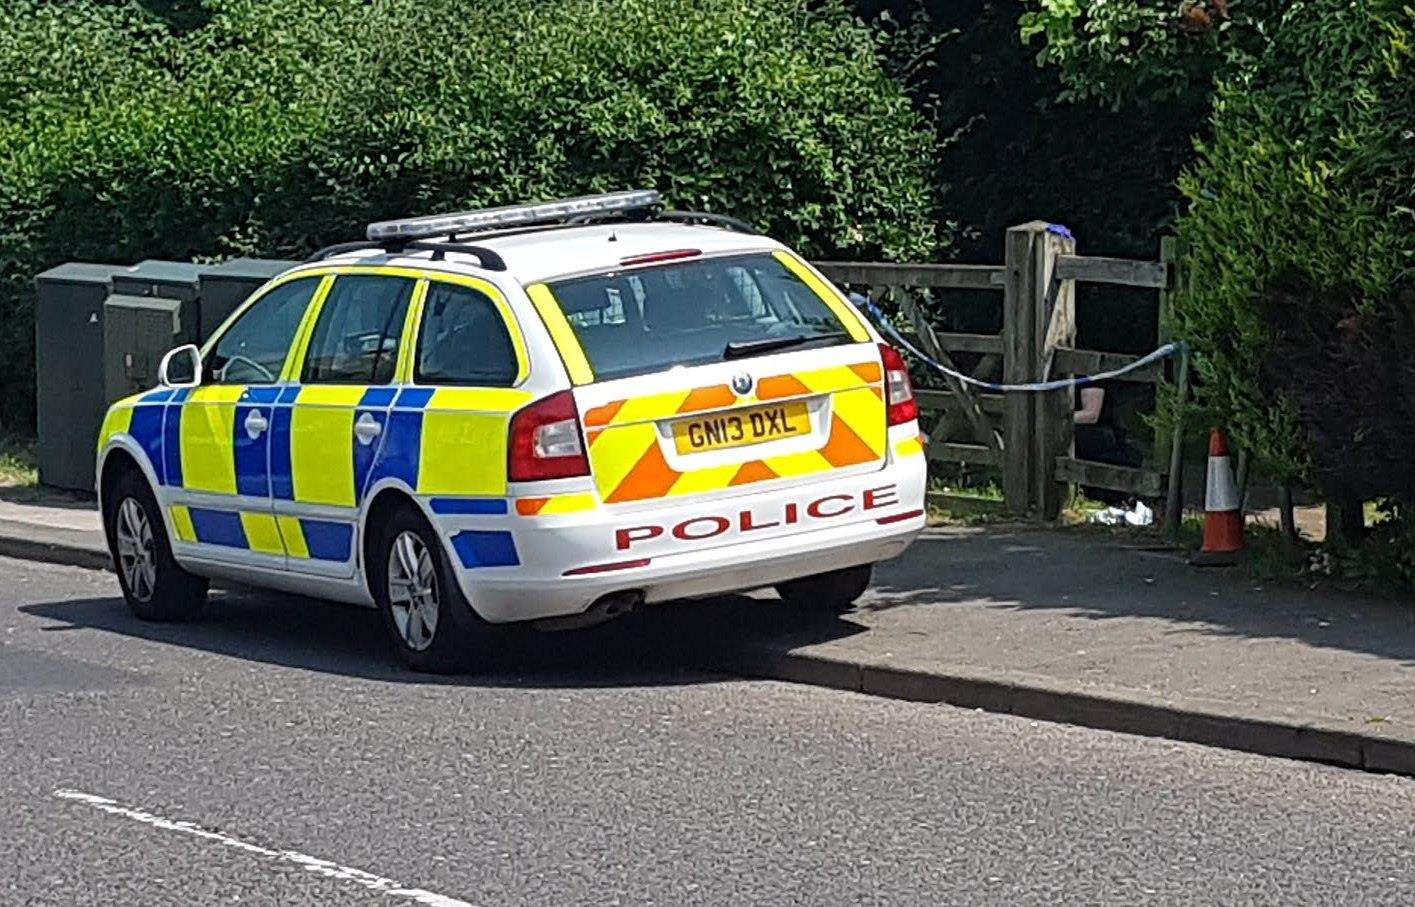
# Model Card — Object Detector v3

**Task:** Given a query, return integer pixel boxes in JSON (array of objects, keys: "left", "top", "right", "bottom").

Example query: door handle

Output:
[
  {"left": 354, "top": 412, "right": 383, "bottom": 446},
  {"left": 244, "top": 408, "right": 269, "bottom": 440}
]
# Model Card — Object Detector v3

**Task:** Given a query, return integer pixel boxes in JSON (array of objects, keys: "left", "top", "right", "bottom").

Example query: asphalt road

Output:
[{"left": 3, "top": 555, "right": 1414, "bottom": 906}]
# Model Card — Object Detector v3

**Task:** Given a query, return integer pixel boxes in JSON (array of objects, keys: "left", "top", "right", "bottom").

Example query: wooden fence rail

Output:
[{"left": 815, "top": 223, "right": 1189, "bottom": 531}]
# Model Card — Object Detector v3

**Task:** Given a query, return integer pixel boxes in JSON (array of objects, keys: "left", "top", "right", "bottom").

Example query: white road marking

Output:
[{"left": 53, "top": 789, "right": 475, "bottom": 907}]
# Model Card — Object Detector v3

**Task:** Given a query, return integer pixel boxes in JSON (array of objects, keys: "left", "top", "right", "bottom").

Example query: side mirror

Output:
[{"left": 158, "top": 344, "right": 202, "bottom": 388}]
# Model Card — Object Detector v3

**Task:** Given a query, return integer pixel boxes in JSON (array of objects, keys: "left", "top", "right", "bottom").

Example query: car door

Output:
[
  {"left": 271, "top": 272, "right": 417, "bottom": 578},
  {"left": 165, "top": 274, "right": 325, "bottom": 568}
]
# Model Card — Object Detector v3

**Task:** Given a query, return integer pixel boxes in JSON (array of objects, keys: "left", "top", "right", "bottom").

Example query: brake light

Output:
[
  {"left": 508, "top": 390, "right": 591, "bottom": 482},
  {"left": 879, "top": 344, "right": 917, "bottom": 426},
  {"left": 619, "top": 249, "right": 701, "bottom": 266}
]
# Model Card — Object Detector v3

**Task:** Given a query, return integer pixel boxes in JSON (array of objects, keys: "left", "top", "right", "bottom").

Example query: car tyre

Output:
[
  {"left": 370, "top": 502, "right": 487, "bottom": 673},
  {"left": 104, "top": 468, "right": 208, "bottom": 621},
  {"left": 775, "top": 563, "right": 873, "bottom": 613}
]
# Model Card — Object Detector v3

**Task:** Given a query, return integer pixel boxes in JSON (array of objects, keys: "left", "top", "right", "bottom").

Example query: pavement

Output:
[
  {"left": 2, "top": 485, "right": 1412, "bottom": 777},
  {"left": 5, "top": 556, "right": 1415, "bottom": 904}
]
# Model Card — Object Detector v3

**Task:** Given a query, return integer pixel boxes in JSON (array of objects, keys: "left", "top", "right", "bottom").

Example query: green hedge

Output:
[
  {"left": 0, "top": 0, "right": 942, "bottom": 429},
  {"left": 1172, "top": 0, "right": 1413, "bottom": 492}
]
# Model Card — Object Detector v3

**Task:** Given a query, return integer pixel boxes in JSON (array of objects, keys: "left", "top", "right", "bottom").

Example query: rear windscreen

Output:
[{"left": 544, "top": 253, "right": 855, "bottom": 381}]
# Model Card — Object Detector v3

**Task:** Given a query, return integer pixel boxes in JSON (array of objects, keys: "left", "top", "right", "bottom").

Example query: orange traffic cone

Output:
[{"left": 1191, "top": 428, "right": 1243, "bottom": 566}]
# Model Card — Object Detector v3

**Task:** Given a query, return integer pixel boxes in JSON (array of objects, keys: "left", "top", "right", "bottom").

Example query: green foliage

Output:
[
  {"left": 1017, "top": 0, "right": 1283, "bottom": 109},
  {"left": 0, "top": 0, "right": 941, "bottom": 428},
  {"left": 1172, "top": 0, "right": 1414, "bottom": 490}
]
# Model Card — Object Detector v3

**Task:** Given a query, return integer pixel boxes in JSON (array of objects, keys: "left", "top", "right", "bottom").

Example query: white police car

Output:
[{"left": 96, "top": 191, "right": 927, "bottom": 671}]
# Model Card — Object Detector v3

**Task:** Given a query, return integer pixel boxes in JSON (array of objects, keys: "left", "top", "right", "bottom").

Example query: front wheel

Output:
[
  {"left": 775, "top": 563, "right": 873, "bottom": 613},
  {"left": 103, "top": 469, "right": 208, "bottom": 621},
  {"left": 370, "top": 503, "right": 488, "bottom": 673}
]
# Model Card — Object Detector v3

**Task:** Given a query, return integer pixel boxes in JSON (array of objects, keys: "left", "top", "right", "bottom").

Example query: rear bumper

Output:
[{"left": 449, "top": 454, "right": 926, "bottom": 623}]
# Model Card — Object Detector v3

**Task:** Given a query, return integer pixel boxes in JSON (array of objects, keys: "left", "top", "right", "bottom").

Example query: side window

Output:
[
  {"left": 301, "top": 275, "right": 414, "bottom": 385},
  {"left": 415, "top": 283, "right": 519, "bottom": 387},
  {"left": 206, "top": 277, "right": 321, "bottom": 385}
]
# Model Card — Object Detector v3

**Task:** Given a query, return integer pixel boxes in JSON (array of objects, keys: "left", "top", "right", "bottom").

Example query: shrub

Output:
[
  {"left": 0, "top": 0, "right": 942, "bottom": 429},
  {"left": 1172, "top": 0, "right": 1413, "bottom": 493}
]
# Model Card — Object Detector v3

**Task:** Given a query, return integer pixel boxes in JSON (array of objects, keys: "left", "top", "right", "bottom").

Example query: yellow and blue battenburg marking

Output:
[
  {"left": 168, "top": 503, "right": 353, "bottom": 561},
  {"left": 102, "top": 382, "right": 527, "bottom": 570}
]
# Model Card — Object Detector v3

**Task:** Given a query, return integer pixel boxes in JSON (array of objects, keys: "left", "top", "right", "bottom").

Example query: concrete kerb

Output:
[
  {"left": 718, "top": 646, "right": 1415, "bottom": 778},
  {"left": 0, "top": 519, "right": 111, "bottom": 572}
]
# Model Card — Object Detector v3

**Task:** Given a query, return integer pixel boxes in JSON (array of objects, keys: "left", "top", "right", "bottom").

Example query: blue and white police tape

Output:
[{"left": 850, "top": 293, "right": 1185, "bottom": 393}]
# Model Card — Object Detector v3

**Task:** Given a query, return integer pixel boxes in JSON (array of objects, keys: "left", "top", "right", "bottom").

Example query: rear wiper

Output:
[{"left": 723, "top": 331, "right": 849, "bottom": 360}]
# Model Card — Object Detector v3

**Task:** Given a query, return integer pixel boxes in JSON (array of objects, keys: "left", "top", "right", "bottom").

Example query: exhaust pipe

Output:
[{"left": 532, "top": 590, "right": 642, "bottom": 632}]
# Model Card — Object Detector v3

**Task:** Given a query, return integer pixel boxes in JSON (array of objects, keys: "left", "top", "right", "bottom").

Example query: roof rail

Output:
[
  {"left": 366, "top": 190, "right": 662, "bottom": 243},
  {"left": 303, "top": 238, "right": 508, "bottom": 271},
  {"left": 654, "top": 209, "right": 756, "bottom": 235}
]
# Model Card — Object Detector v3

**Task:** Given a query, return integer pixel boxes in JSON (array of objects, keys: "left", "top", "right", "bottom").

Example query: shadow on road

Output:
[{"left": 19, "top": 586, "right": 867, "bottom": 688}]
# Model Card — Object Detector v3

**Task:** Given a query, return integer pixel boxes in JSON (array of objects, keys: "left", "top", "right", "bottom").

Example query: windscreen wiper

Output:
[{"left": 723, "top": 331, "right": 850, "bottom": 360}]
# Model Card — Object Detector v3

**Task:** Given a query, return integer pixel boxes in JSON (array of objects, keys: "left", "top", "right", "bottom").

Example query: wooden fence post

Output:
[
  {"left": 1033, "top": 226, "right": 1076, "bottom": 520},
  {"left": 1160, "top": 236, "right": 1189, "bottom": 537},
  {"left": 1003, "top": 224, "right": 1046, "bottom": 515}
]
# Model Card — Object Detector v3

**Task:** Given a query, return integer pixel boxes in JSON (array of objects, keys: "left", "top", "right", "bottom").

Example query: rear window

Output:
[{"left": 545, "top": 253, "right": 855, "bottom": 381}]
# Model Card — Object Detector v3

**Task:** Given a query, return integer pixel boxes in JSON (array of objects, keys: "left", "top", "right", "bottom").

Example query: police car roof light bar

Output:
[{"left": 366, "top": 190, "right": 663, "bottom": 242}]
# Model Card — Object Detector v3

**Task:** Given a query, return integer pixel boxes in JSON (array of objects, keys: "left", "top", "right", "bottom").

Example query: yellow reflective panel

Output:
[
  {"left": 425, "top": 387, "right": 533, "bottom": 412},
  {"left": 289, "top": 388, "right": 361, "bottom": 506},
  {"left": 240, "top": 512, "right": 286, "bottom": 555},
  {"left": 97, "top": 405, "right": 134, "bottom": 451},
  {"left": 526, "top": 283, "right": 595, "bottom": 385},
  {"left": 417, "top": 411, "right": 513, "bottom": 496},
  {"left": 537, "top": 493, "right": 597, "bottom": 515},
  {"left": 179, "top": 386, "right": 244, "bottom": 494},
  {"left": 772, "top": 251, "right": 871, "bottom": 342},
  {"left": 277, "top": 515, "right": 310, "bottom": 559},
  {"left": 894, "top": 436, "right": 925, "bottom": 458},
  {"left": 169, "top": 505, "right": 197, "bottom": 542}
]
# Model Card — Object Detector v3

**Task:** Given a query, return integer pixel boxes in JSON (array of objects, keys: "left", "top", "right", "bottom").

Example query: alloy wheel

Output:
[
  {"left": 387, "top": 531, "right": 439, "bottom": 651},
  {"left": 115, "top": 497, "right": 157, "bottom": 603}
]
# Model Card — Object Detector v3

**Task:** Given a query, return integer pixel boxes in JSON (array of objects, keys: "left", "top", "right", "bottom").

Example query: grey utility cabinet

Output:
[
  {"left": 197, "top": 258, "right": 297, "bottom": 342},
  {"left": 104, "top": 260, "right": 202, "bottom": 407},
  {"left": 109, "top": 259, "right": 202, "bottom": 341},
  {"left": 102, "top": 295, "right": 186, "bottom": 403},
  {"left": 33, "top": 263, "right": 125, "bottom": 491}
]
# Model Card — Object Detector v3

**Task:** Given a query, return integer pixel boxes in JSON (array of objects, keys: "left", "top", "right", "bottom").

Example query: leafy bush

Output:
[
  {"left": 1172, "top": 0, "right": 1413, "bottom": 492},
  {"left": 0, "top": 0, "right": 941, "bottom": 429},
  {"left": 1017, "top": 0, "right": 1286, "bottom": 110}
]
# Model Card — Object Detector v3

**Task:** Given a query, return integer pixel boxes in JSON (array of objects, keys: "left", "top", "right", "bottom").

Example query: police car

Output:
[{"left": 95, "top": 191, "right": 927, "bottom": 671}]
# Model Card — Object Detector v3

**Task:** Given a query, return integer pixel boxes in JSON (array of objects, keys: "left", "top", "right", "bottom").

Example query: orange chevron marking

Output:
[
  {"left": 757, "top": 374, "right": 810, "bottom": 400},
  {"left": 605, "top": 442, "right": 681, "bottom": 503},
  {"left": 583, "top": 399, "right": 625, "bottom": 427},
  {"left": 868, "top": 385, "right": 884, "bottom": 401},
  {"left": 586, "top": 428, "right": 606, "bottom": 447},
  {"left": 677, "top": 384, "right": 736, "bottom": 414},
  {"left": 516, "top": 497, "right": 550, "bottom": 516},
  {"left": 820, "top": 414, "right": 880, "bottom": 467},
  {"left": 850, "top": 361, "right": 882, "bottom": 383},
  {"left": 729, "top": 460, "right": 779, "bottom": 486}
]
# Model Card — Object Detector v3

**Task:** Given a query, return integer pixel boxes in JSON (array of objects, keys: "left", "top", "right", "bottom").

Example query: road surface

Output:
[{"left": 3, "top": 555, "right": 1413, "bottom": 905}]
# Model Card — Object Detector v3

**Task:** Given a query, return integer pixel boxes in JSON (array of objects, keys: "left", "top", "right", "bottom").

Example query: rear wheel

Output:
[
  {"left": 103, "top": 469, "right": 208, "bottom": 621},
  {"left": 370, "top": 503, "right": 487, "bottom": 673},
  {"left": 776, "top": 563, "right": 873, "bottom": 613}
]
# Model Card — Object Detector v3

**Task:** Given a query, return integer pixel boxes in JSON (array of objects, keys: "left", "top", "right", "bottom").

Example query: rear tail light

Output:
[
  {"left": 508, "top": 390, "right": 591, "bottom": 482},
  {"left": 879, "top": 343, "right": 918, "bottom": 426}
]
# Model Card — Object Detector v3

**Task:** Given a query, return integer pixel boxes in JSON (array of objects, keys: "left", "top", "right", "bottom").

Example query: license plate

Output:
[{"left": 672, "top": 401, "right": 811, "bottom": 454}]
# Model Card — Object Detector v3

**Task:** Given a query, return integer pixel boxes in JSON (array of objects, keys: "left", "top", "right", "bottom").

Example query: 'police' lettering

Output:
[
  {"left": 806, "top": 495, "right": 854, "bottom": 518},
  {"left": 673, "top": 516, "right": 732, "bottom": 541},
  {"left": 616, "top": 525, "right": 663, "bottom": 550},
  {"left": 863, "top": 484, "right": 899, "bottom": 510}
]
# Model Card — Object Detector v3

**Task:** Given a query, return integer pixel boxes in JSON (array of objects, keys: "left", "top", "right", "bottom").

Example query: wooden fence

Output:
[{"left": 816, "top": 221, "right": 1190, "bottom": 530}]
